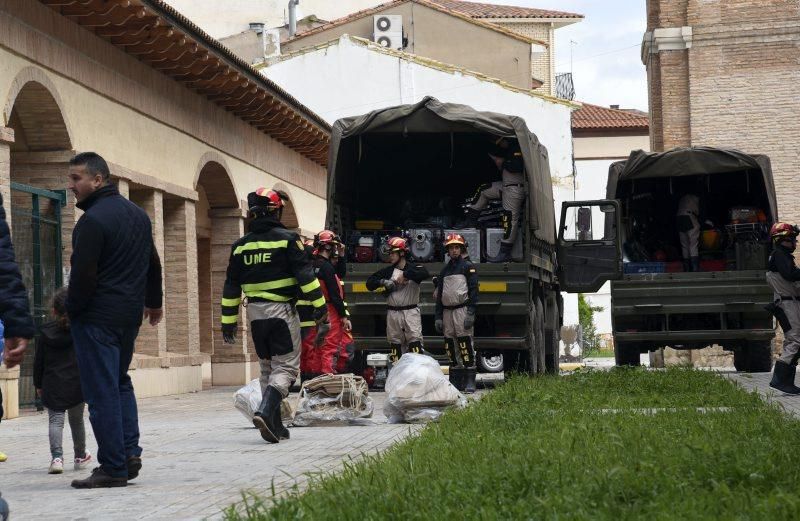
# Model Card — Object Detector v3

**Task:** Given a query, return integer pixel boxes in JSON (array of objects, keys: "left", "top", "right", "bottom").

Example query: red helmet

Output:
[
  {"left": 386, "top": 236, "right": 408, "bottom": 253},
  {"left": 770, "top": 222, "right": 799, "bottom": 241},
  {"left": 247, "top": 187, "right": 284, "bottom": 212},
  {"left": 444, "top": 233, "right": 467, "bottom": 248},
  {"left": 315, "top": 230, "right": 341, "bottom": 248}
]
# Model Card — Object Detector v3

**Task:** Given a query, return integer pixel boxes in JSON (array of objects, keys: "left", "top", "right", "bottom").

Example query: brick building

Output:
[
  {"left": 0, "top": 0, "right": 330, "bottom": 417},
  {"left": 643, "top": 0, "right": 800, "bottom": 222}
]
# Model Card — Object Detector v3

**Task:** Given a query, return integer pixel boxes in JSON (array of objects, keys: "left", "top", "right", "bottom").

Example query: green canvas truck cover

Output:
[
  {"left": 327, "top": 96, "right": 556, "bottom": 243},
  {"left": 607, "top": 147, "right": 777, "bottom": 219}
]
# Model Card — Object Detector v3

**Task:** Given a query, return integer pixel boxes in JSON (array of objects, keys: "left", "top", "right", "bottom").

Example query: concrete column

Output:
[
  {"left": 117, "top": 178, "right": 130, "bottom": 199},
  {"left": 209, "top": 209, "right": 258, "bottom": 385},
  {"left": 163, "top": 198, "right": 199, "bottom": 356},
  {"left": 130, "top": 188, "right": 167, "bottom": 358}
]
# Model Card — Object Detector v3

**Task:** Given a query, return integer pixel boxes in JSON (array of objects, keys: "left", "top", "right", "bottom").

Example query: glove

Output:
[
  {"left": 463, "top": 312, "right": 475, "bottom": 330},
  {"left": 381, "top": 279, "right": 396, "bottom": 292},
  {"left": 222, "top": 324, "right": 237, "bottom": 344},
  {"left": 315, "top": 322, "right": 330, "bottom": 347},
  {"left": 435, "top": 319, "right": 443, "bottom": 333}
]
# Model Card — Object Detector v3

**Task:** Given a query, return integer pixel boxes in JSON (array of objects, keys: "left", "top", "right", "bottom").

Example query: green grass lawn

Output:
[
  {"left": 225, "top": 369, "right": 800, "bottom": 520},
  {"left": 583, "top": 348, "right": 615, "bottom": 358}
]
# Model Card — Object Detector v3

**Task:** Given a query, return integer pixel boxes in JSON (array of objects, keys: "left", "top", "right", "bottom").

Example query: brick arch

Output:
[
  {"left": 272, "top": 181, "right": 300, "bottom": 230},
  {"left": 4, "top": 67, "right": 73, "bottom": 152},
  {"left": 194, "top": 152, "right": 240, "bottom": 209}
]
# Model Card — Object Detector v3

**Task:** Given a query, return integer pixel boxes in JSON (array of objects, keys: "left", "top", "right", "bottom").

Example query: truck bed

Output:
[{"left": 611, "top": 270, "right": 775, "bottom": 349}]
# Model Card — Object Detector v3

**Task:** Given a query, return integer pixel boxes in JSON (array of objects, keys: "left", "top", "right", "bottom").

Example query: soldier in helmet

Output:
[
  {"left": 366, "top": 237, "right": 430, "bottom": 362},
  {"left": 767, "top": 222, "right": 800, "bottom": 394},
  {"left": 462, "top": 138, "right": 526, "bottom": 263},
  {"left": 435, "top": 233, "right": 479, "bottom": 393},
  {"left": 221, "top": 188, "right": 328, "bottom": 443}
]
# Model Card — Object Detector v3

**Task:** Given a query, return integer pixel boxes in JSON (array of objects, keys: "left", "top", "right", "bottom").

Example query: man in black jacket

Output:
[
  {"left": 0, "top": 188, "right": 35, "bottom": 519},
  {"left": 65, "top": 152, "right": 163, "bottom": 489},
  {"left": 767, "top": 222, "right": 800, "bottom": 394}
]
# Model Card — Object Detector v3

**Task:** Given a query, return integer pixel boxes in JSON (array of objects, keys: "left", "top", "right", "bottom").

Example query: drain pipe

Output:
[{"left": 288, "top": 0, "right": 300, "bottom": 37}]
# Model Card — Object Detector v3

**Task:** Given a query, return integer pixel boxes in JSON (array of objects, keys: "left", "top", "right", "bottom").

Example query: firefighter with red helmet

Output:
[
  {"left": 366, "top": 237, "right": 430, "bottom": 361},
  {"left": 297, "top": 239, "right": 319, "bottom": 382},
  {"left": 435, "top": 233, "right": 479, "bottom": 392},
  {"left": 767, "top": 222, "right": 800, "bottom": 394},
  {"left": 221, "top": 188, "right": 328, "bottom": 443},
  {"left": 312, "top": 230, "right": 355, "bottom": 374}
]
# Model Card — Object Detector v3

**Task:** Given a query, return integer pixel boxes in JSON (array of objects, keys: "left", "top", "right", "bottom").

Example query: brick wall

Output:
[
  {"left": 647, "top": 0, "right": 800, "bottom": 223},
  {"left": 163, "top": 197, "right": 200, "bottom": 356}
]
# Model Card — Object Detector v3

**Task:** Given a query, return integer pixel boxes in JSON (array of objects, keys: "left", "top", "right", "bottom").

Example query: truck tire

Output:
[
  {"left": 477, "top": 352, "right": 504, "bottom": 373},
  {"left": 614, "top": 341, "right": 640, "bottom": 367},
  {"left": 733, "top": 341, "right": 773, "bottom": 373},
  {"left": 521, "top": 296, "right": 546, "bottom": 374}
]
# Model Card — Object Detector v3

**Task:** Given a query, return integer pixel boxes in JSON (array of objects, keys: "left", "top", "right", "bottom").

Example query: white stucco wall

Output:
[
  {"left": 262, "top": 36, "right": 575, "bottom": 179},
  {"left": 166, "top": 0, "right": 386, "bottom": 38}
]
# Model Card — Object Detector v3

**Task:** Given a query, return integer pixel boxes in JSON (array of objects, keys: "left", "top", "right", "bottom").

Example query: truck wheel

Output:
[
  {"left": 733, "top": 341, "right": 773, "bottom": 373},
  {"left": 614, "top": 341, "right": 640, "bottom": 367},
  {"left": 477, "top": 353, "right": 504, "bottom": 373},
  {"left": 522, "top": 296, "right": 545, "bottom": 374},
  {"left": 534, "top": 296, "right": 546, "bottom": 373}
]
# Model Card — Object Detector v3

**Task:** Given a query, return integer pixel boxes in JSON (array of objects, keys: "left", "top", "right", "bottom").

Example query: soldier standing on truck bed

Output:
[
  {"left": 766, "top": 222, "right": 800, "bottom": 395},
  {"left": 366, "top": 237, "right": 430, "bottom": 362},
  {"left": 220, "top": 188, "right": 329, "bottom": 443},
  {"left": 435, "top": 233, "right": 479, "bottom": 393},
  {"left": 462, "top": 138, "right": 526, "bottom": 263}
]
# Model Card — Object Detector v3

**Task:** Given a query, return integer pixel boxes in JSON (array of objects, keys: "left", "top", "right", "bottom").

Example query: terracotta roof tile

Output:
[
  {"left": 428, "top": 0, "right": 583, "bottom": 19},
  {"left": 572, "top": 103, "right": 649, "bottom": 131}
]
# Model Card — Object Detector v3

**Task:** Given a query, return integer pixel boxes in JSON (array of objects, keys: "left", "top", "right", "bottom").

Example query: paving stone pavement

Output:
[
  {"left": 0, "top": 387, "right": 423, "bottom": 520},
  {"left": 727, "top": 370, "right": 800, "bottom": 417}
]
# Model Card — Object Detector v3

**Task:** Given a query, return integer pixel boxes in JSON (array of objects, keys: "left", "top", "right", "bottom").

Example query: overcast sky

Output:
[{"left": 482, "top": 0, "right": 648, "bottom": 111}]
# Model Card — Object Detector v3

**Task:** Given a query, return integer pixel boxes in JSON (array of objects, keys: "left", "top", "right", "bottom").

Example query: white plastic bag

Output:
[
  {"left": 383, "top": 353, "right": 466, "bottom": 424},
  {"left": 233, "top": 379, "right": 262, "bottom": 422},
  {"left": 233, "top": 379, "right": 294, "bottom": 425}
]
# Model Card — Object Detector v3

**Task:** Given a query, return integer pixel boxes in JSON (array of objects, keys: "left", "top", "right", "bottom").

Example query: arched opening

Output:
[
  {"left": 272, "top": 182, "right": 299, "bottom": 231},
  {"left": 5, "top": 78, "right": 73, "bottom": 409},
  {"left": 194, "top": 157, "right": 246, "bottom": 385}
]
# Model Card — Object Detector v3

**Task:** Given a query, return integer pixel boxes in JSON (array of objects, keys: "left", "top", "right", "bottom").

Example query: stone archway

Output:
[
  {"left": 194, "top": 154, "right": 253, "bottom": 386},
  {"left": 272, "top": 181, "right": 300, "bottom": 231},
  {"left": 2, "top": 71, "right": 74, "bottom": 412}
]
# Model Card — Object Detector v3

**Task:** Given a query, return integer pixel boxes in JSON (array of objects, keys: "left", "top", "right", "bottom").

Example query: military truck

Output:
[
  {"left": 324, "top": 97, "right": 622, "bottom": 376},
  {"left": 601, "top": 147, "right": 777, "bottom": 371}
]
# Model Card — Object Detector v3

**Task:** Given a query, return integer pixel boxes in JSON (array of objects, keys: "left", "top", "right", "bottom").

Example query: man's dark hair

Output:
[{"left": 70, "top": 152, "right": 110, "bottom": 181}]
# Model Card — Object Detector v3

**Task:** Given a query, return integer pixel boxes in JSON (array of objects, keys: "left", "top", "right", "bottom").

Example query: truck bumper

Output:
[
  {"left": 351, "top": 336, "right": 527, "bottom": 351},
  {"left": 614, "top": 329, "right": 775, "bottom": 345}
]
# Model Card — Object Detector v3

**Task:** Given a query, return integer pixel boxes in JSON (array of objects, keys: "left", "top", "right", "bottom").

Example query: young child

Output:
[{"left": 33, "top": 288, "right": 92, "bottom": 474}]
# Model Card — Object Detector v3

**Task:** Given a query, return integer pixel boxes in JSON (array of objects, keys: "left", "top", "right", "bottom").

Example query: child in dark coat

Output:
[{"left": 34, "top": 288, "right": 91, "bottom": 474}]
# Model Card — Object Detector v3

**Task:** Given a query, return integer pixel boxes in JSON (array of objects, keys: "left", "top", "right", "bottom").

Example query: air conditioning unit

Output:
[{"left": 373, "top": 15, "right": 403, "bottom": 50}]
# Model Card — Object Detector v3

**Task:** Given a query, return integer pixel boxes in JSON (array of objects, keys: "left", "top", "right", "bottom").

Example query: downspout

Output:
[{"left": 288, "top": 0, "right": 299, "bottom": 37}]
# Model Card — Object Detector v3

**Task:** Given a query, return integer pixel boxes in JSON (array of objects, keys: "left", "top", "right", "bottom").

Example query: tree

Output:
[{"left": 578, "top": 294, "right": 604, "bottom": 354}]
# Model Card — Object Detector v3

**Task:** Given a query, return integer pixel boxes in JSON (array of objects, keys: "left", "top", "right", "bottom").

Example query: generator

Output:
[
  {"left": 348, "top": 231, "right": 377, "bottom": 263},
  {"left": 406, "top": 227, "right": 442, "bottom": 263},
  {"left": 485, "top": 228, "right": 523, "bottom": 261}
]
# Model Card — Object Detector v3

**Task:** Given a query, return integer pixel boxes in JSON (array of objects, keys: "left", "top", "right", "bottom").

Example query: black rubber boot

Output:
[
  {"left": 457, "top": 207, "right": 480, "bottom": 228},
  {"left": 769, "top": 361, "right": 800, "bottom": 395},
  {"left": 787, "top": 364, "right": 800, "bottom": 394},
  {"left": 253, "top": 386, "right": 283, "bottom": 443},
  {"left": 272, "top": 399, "right": 290, "bottom": 440},
  {"left": 488, "top": 242, "right": 513, "bottom": 263},
  {"left": 690, "top": 256, "right": 701, "bottom": 272},
  {"left": 463, "top": 367, "right": 477, "bottom": 394},
  {"left": 449, "top": 367, "right": 466, "bottom": 391},
  {"left": 682, "top": 259, "right": 691, "bottom": 272}
]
